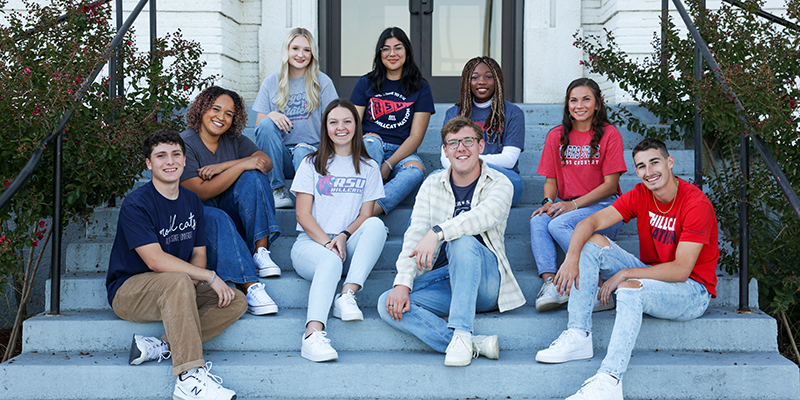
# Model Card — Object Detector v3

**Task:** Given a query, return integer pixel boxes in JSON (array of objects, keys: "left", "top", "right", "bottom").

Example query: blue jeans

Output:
[
  {"left": 363, "top": 135, "right": 425, "bottom": 214},
  {"left": 568, "top": 239, "right": 711, "bottom": 379},
  {"left": 377, "top": 236, "right": 501, "bottom": 353},
  {"left": 203, "top": 170, "right": 280, "bottom": 252},
  {"left": 203, "top": 207, "right": 259, "bottom": 284},
  {"left": 486, "top": 163, "right": 524, "bottom": 207},
  {"left": 254, "top": 119, "right": 316, "bottom": 190},
  {"left": 529, "top": 195, "right": 621, "bottom": 276},
  {"left": 291, "top": 217, "right": 387, "bottom": 327}
]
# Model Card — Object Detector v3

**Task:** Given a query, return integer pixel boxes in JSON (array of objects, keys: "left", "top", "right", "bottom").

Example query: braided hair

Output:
[
  {"left": 454, "top": 56, "right": 506, "bottom": 145},
  {"left": 559, "top": 78, "right": 610, "bottom": 163}
]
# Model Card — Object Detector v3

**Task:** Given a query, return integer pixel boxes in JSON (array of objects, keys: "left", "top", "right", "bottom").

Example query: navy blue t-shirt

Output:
[
  {"left": 443, "top": 101, "right": 525, "bottom": 173},
  {"left": 105, "top": 182, "right": 207, "bottom": 306},
  {"left": 432, "top": 175, "right": 486, "bottom": 270},
  {"left": 350, "top": 76, "right": 436, "bottom": 145}
]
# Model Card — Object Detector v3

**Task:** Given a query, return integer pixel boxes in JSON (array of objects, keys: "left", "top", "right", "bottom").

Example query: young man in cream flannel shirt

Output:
[{"left": 377, "top": 116, "right": 526, "bottom": 367}]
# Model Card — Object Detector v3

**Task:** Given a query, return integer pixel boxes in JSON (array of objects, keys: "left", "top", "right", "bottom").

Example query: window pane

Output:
[
  {"left": 432, "top": 0, "right": 502, "bottom": 76},
  {"left": 340, "top": 1, "right": 410, "bottom": 77}
]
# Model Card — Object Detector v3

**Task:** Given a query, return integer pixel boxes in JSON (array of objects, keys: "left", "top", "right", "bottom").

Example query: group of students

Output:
[{"left": 104, "top": 26, "right": 720, "bottom": 400}]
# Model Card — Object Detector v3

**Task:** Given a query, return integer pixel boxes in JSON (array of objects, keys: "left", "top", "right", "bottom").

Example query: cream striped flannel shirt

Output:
[{"left": 392, "top": 160, "right": 527, "bottom": 312}]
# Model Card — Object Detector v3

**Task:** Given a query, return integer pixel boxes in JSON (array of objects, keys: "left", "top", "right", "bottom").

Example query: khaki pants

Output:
[{"left": 112, "top": 271, "right": 247, "bottom": 376}]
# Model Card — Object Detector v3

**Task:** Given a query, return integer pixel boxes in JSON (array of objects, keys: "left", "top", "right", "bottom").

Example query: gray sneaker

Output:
[
  {"left": 129, "top": 334, "right": 170, "bottom": 365},
  {"left": 273, "top": 186, "right": 293, "bottom": 209},
  {"left": 535, "top": 277, "right": 569, "bottom": 312}
]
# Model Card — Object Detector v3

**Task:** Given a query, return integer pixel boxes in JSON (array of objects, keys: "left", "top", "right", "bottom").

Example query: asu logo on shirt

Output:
[
  {"left": 560, "top": 144, "right": 601, "bottom": 166},
  {"left": 316, "top": 175, "right": 367, "bottom": 196},
  {"left": 367, "top": 91, "right": 414, "bottom": 130},
  {"left": 649, "top": 211, "right": 677, "bottom": 245}
]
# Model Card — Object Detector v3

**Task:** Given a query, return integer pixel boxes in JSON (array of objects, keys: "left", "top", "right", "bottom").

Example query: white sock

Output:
[{"left": 454, "top": 329, "right": 472, "bottom": 339}]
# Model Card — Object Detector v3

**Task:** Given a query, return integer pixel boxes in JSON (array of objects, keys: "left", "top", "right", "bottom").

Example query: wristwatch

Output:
[
  {"left": 541, "top": 198, "right": 554, "bottom": 206},
  {"left": 431, "top": 225, "right": 443, "bottom": 240}
]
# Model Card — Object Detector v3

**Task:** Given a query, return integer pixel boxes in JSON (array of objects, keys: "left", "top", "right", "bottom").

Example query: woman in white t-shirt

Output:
[
  {"left": 290, "top": 98, "right": 386, "bottom": 362},
  {"left": 253, "top": 27, "right": 339, "bottom": 209}
]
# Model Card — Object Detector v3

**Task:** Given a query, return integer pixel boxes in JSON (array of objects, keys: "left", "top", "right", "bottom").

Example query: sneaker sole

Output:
[
  {"left": 274, "top": 199, "right": 294, "bottom": 209},
  {"left": 248, "top": 304, "right": 278, "bottom": 315},
  {"left": 257, "top": 267, "right": 281, "bottom": 278},
  {"left": 535, "top": 349, "right": 593, "bottom": 363},
  {"left": 535, "top": 297, "right": 569, "bottom": 312},
  {"left": 301, "top": 349, "right": 338, "bottom": 362},
  {"left": 332, "top": 307, "right": 363, "bottom": 321},
  {"left": 444, "top": 356, "right": 472, "bottom": 367}
]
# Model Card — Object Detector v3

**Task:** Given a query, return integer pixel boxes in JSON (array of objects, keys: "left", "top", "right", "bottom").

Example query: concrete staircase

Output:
[{"left": 2, "top": 104, "right": 797, "bottom": 400}]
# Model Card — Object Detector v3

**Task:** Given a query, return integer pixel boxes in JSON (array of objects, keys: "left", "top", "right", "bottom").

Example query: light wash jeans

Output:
[
  {"left": 203, "top": 170, "right": 280, "bottom": 252},
  {"left": 487, "top": 163, "right": 524, "bottom": 207},
  {"left": 291, "top": 217, "right": 387, "bottom": 327},
  {"left": 568, "top": 239, "right": 711, "bottom": 379},
  {"left": 254, "top": 119, "right": 317, "bottom": 190},
  {"left": 377, "top": 235, "right": 501, "bottom": 353},
  {"left": 529, "top": 195, "right": 621, "bottom": 276},
  {"left": 203, "top": 206, "right": 258, "bottom": 284},
  {"left": 363, "top": 135, "right": 425, "bottom": 214}
]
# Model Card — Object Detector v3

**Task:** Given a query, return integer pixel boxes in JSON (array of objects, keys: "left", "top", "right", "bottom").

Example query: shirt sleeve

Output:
[
  {"left": 600, "top": 125, "right": 628, "bottom": 176},
  {"left": 415, "top": 81, "right": 436, "bottom": 114},
  {"left": 362, "top": 159, "right": 386, "bottom": 202},
  {"left": 119, "top": 202, "right": 160, "bottom": 251},
  {"left": 536, "top": 128, "right": 560, "bottom": 178},
  {"left": 611, "top": 185, "right": 641, "bottom": 223},
  {"left": 502, "top": 102, "right": 525, "bottom": 151},
  {"left": 678, "top": 198, "right": 715, "bottom": 245},
  {"left": 319, "top": 73, "right": 339, "bottom": 112},
  {"left": 252, "top": 74, "right": 276, "bottom": 114},
  {"left": 290, "top": 157, "right": 316, "bottom": 196},
  {"left": 180, "top": 131, "right": 201, "bottom": 182},
  {"left": 349, "top": 76, "right": 370, "bottom": 107}
]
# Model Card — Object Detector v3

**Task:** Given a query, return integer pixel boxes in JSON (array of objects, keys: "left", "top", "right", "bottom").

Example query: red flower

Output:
[
  {"left": 24, "top": 67, "right": 31, "bottom": 74},
  {"left": 36, "top": 232, "right": 44, "bottom": 240},
  {"left": 32, "top": 108, "right": 40, "bottom": 115},
  {"left": 184, "top": 85, "right": 189, "bottom": 90},
  {"left": 3, "top": 179, "right": 9, "bottom": 187},
  {"left": 579, "top": 60, "right": 584, "bottom": 65},
  {"left": 0, "top": 235, "right": 5, "bottom": 243},
  {"left": 32, "top": 240, "right": 38, "bottom": 247},
  {"left": 791, "top": 100, "right": 796, "bottom": 108},
  {"left": 39, "top": 221, "right": 45, "bottom": 228}
]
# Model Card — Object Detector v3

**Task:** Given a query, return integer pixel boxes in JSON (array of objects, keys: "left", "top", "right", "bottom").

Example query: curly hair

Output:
[
  {"left": 366, "top": 27, "right": 425, "bottom": 96},
  {"left": 454, "top": 56, "right": 506, "bottom": 145},
  {"left": 185, "top": 86, "right": 248, "bottom": 137},
  {"left": 559, "top": 78, "right": 611, "bottom": 163},
  {"left": 276, "top": 28, "right": 321, "bottom": 113}
]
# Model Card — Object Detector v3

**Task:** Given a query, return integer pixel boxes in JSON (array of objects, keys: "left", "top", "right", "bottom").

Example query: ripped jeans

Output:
[
  {"left": 567, "top": 239, "right": 711, "bottom": 379},
  {"left": 363, "top": 135, "right": 425, "bottom": 214}
]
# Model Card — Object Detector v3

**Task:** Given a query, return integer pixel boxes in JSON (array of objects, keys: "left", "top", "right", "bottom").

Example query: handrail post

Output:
[
  {"left": 739, "top": 130, "right": 750, "bottom": 311},
  {"left": 660, "top": 0, "right": 668, "bottom": 124},
  {"left": 693, "top": 0, "right": 704, "bottom": 189},
  {"left": 49, "top": 131, "right": 63, "bottom": 314}
]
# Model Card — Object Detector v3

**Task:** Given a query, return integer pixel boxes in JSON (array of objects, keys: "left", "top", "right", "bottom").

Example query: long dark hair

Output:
[
  {"left": 309, "top": 99, "right": 371, "bottom": 176},
  {"left": 454, "top": 56, "right": 506, "bottom": 145},
  {"left": 366, "top": 27, "right": 424, "bottom": 96},
  {"left": 185, "top": 86, "right": 248, "bottom": 137},
  {"left": 559, "top": 78, "right": 611, "bottom": 162}
]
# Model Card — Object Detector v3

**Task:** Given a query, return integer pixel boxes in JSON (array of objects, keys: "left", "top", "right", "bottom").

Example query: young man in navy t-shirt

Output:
[{"left": 106, "top": 130, "right": 246, "bottom": 400}]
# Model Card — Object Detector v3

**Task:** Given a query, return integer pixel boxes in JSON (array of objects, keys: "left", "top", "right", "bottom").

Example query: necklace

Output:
[{"left": 652, "top": 178, "right": 679, "bottom": 214}]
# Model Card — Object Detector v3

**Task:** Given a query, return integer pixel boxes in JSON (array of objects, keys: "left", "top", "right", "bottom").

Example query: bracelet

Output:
[
  {"left": 206, "top": 270, "right": 217, "bottom": 286},
  {"left": 339, "top": 230, "right": 352, "bottom": 240},
  {"left": 383, "top": 160, "right": 394, "bottom": 170},
  {"left": 324, "top": 240, "right": 332, "bottom": 246},
  {"left": 572, "top": 199, "right": 579, "bottom": 210}
]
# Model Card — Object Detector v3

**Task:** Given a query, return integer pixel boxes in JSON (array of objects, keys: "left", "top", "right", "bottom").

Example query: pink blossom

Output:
[
  {"left": 25, "top": 67, "right": 31, "bottom": 73},
  {"left": 0, "top": 235, "right": 5, "bottom": 243}
]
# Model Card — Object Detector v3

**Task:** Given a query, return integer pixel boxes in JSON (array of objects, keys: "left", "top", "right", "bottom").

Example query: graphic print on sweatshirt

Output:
[
  {"left": 560, "top": 143, "right": 602, "bottom": 166},
  {"left": 158, "top": 212, "right": 197, "bottom": 245},
  {"left": 316, "top": 175, "right": 367, "bottom": 196},
  {"left": 285, "top": 93, "right": 311, "bottom": 121},
  {"left": 649, "top": 210, "right": 677, "bottom": 245},
  {"left": 367, "top": 92, "right": 414, "bottom": 130}
]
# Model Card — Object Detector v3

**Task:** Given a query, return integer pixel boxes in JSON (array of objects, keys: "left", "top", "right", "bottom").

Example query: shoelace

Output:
[
  {"left": 576, "top": 374, "right": 602, "bottom": 394},
  {"left": 199, "top": 361, "right": 224, "bottom": 386},
  {"left": 310, "top": 330, "right": 331, "bottom": 345},
  {"left": 549, "top": 330, "right": 575, "bottom": 348},
  {"left": 147, "top": 341, "right": 171, "bottom": 363},
  {"left": 342, "top": 290, "right": 358, "bottom": 306},
  {"left": 249, "top": 284, "right": 274, "bottom": 303}
]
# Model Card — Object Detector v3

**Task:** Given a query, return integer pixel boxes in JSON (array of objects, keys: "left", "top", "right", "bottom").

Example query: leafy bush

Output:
[
  {"left": 575, "top": 0, "right": 800, "bottom": 356},
  {"left": 0, "top": 0, "right": 215, "bottom": 347}
]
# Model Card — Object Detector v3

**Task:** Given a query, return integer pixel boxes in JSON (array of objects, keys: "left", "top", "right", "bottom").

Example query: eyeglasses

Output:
[
  {"left": 445, "top": 137, "right": 480, "bottom": 150},
  {"left": 380, "top": 45, "right": 405, "bottom": 55}
]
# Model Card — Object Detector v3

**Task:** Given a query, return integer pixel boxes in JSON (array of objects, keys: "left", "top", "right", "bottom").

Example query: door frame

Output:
[{"left": 319, "top": 0, "right": 523, "bottom": 103}]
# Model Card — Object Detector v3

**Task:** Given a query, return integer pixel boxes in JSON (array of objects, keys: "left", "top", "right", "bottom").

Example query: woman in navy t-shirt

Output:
[{"left": 350, "top": 27, "right": 435, "bottom": 216}]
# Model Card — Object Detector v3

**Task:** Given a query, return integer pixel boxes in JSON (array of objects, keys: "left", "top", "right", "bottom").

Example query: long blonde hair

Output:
[{"left": 276, "top": 27, "right": 321, "bottom": 113}]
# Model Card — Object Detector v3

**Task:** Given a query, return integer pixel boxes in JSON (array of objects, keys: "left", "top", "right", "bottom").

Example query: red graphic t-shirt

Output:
[{"left": 612, "top": 177, "right": 719, "bottom": 297}]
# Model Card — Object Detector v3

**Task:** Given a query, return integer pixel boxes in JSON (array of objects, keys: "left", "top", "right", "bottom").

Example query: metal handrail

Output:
[
  {"left": 663, "top": 0, "right": 800, "bottom": 312},
  {"left": 721, "top": 0, "right": 800, "bottom": 31},
  {"left": 0, "top": 0, "right": 155, "bottom": 314}
]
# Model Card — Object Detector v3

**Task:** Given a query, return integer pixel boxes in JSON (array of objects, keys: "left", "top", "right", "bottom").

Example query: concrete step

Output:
[
  {"left": 23, "top": 305, "right": 775, "bottom": 354},
  {"left": 2, "top": 349, "right": 796, "bottom": 400},
  {"left": 48, "top": 269, "right": 757, "bottom": 312}
]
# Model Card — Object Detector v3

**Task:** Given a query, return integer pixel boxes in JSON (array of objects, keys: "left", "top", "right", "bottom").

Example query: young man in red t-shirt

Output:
[{"left": 535, "top": 138, "right": 719, "bottom": 400}]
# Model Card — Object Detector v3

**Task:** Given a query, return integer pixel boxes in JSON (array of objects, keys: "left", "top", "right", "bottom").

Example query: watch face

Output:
[{"left": 541, "top": 199, "right": 550, "bottom": 206}]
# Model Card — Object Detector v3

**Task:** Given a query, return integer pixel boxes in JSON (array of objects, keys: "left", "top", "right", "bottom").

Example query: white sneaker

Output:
[
  {"left": 444, "top": 332, "right": 474, "bottom": 367},
  {"left": 273, "top": 186, "right": 293, "bottom": 209},
  {"left": 535, "top": 329, "right": 593, "bottom": 363},
  {"left": 566, "top": 373, "right": 623, "bottom": 400},
  {"left": 535, "top": 277, "right": 569, "bottom": 312},
  {"left": 594, "top": 290, "right": 616, "bottom": 312},
  {"left": 301, "top": 329, "right": 338, "bottom": 362},
  {"left": 129, "top": 334, "right": 170, "bottom": 365},
  {"left": 253, "top": 247, "right": 281, "bottom": 277},
  {"left": 472, "top": 335, "right": 499, "bottom": 360},
  {"left": 245, "top": 282, "right": 278, "bottom": 315},
  {"left": 332, "top": 289, "right": 363, "bottom": 321},
  {"left": 173, "top": 361, "right": 236, "bottom": 400}
]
